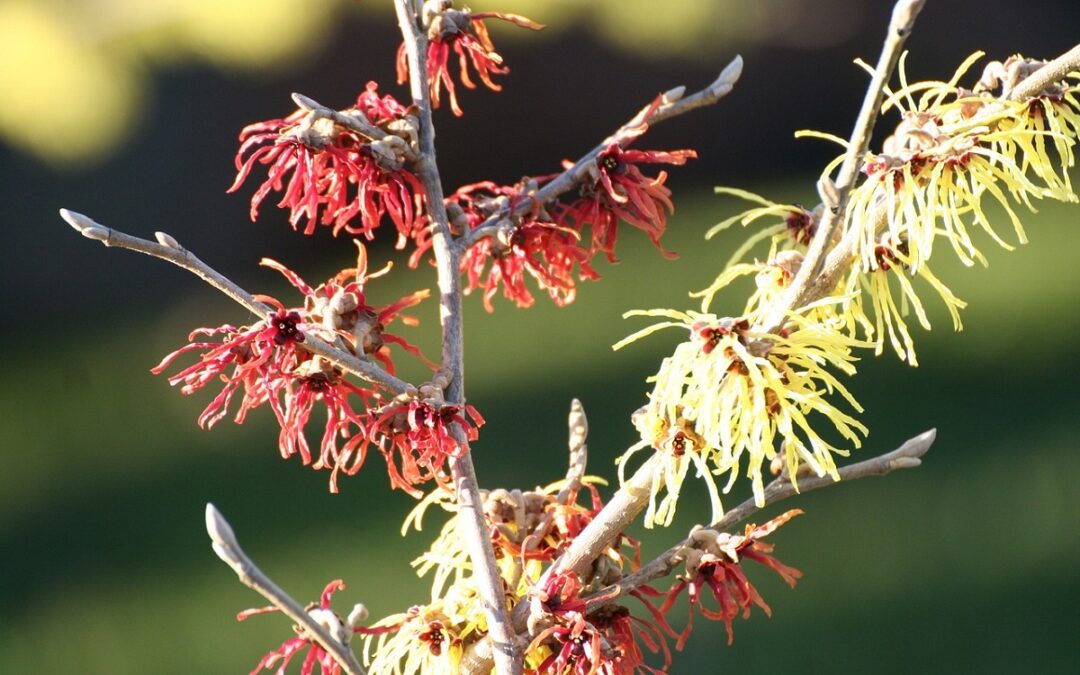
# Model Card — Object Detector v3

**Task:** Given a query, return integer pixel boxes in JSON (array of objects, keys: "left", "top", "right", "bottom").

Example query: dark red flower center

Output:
[
  {"left": 418, "top": 622, "right": 446, "bottom": 656},
  {"left": 272, "top": 311, "right": 305, "bottom": 345}
]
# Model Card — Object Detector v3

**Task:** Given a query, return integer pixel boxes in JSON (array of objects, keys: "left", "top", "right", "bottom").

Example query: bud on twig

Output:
[
  {"left": 154, "top": 231, "right": 181, "bottom": 249},
  {"left": 59, "top": 208, "right": 110, "bottom": 241}
]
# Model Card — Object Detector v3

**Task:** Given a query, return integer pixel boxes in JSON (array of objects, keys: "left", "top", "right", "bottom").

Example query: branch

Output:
[
  {"left": 457, "top": 55, "right": 744, "bottom": 251},
  {"left": 522, "top": 399, "right": 591, "bottom": 555},
  {"left": 597, "top": 428, "right": 936, "bottom": 601},
  {"left": 461, "top": 429, "right": 936, "bottom": 675},
  {"left": 758, "top": 0, "right": 926, "bottom": 332},
  {"left": 391, "top": 3, "right": 522, "bottom": 674},
  {"left": 205, "top": 504, "right": 368, "bottom": 675},
  {"left": 58, "top": 209, "right": 413, "bottom": 395},
  {"left": 530, "top": 0, "right": 926, "bottom": 613},
  {"left": 1008, "top": 43, "right": 1080, "bottom": 101}
]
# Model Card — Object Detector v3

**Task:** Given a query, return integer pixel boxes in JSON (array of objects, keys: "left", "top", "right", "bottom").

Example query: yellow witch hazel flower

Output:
[
  {"left": 841, "top": 234, "right": 966, "bottom": 365},
  {"left": 834, "top": 51, "right": 1079, "bottom": 273},
  {"left": 361, "top": 578, "right": 488, "bottom": 675},
  {"left": 615, "top": 308, "right": 868, "bottom": 526}
]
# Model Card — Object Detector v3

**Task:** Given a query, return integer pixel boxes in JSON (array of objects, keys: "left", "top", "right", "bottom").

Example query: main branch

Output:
[{"left": 391, "top": 2, "right": 523, "bottom": 673}]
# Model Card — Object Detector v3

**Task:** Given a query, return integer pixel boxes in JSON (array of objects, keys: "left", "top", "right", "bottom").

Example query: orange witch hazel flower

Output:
[
  {"left": 656, "top": 509, "right": 803, "bottom": 649},
  {"left": 152, "top": 243, "right": 431, "bottom": 492},
  {"left": 229, "top": 82, "right": 424, "bottom": 244},
  {"left": 400, "top": 0, "right": 543, "bottom": 116}
]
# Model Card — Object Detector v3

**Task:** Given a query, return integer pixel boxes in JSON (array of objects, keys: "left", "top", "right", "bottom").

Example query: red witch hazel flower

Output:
[
  {"left": 452, "top": 181, "right": 599, "bottom": 311},
  {"left": 229, "top": 82, "right": 424, "bottom": 244},
  {"left": 658, "top": 509, "right": 804, "bottom": 649},
  {"left": 352, "top": 383, "right": 486, "bottom": 497},
  {"left": 565, "top": 141, "right": 697, "bottom": 263},
  {"left": 151, "top": 299, "right": 307, "bottom": 431},
  {"left": 400, "top": 1, "right": 543, "bottom": 116},
  {"left": 525, "top": 572, "right": 670, "bottom": 675},
  {"left": 239, "top": 579, "right": 370, "bottom": 675},
  {"left": 560, "top": 96, "right": 696, "bottom": 263},
  {"left": 153, "top": 243, "right": 431, "bottom": 492}
]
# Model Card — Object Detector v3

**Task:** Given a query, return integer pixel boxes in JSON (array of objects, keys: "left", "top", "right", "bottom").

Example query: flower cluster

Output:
[
  {"left": 153, "top": 244, "right": 447, "bottom": 493},
  {"left": 399, "top": 0, "right": 543, "bottom": 116},
  {"left": 356, "top": 394, "right": 485, "bottom": 498},
  {"left": 229, "top": 82, "right": 424, "bottom": 242},
  {"left": 617, "top": 53, "right": 1080, "bottom": 526},
  {"left": 240, "top": 579, "right": 371, "bottom": 675},
  {"left": 525, "top": 572, "right": 670, "bottom": 675},
  {"left": 843, "top": 51, "right": 1078, "bottom": 274},
  {"left": 404, "top": 477, "right": 638, "bottom": 599},
  {"left": 452, "top": 180, "right": 599, "bottom": 310},
  {"left": 361, "top": 580, "right": 489, "bottom": 675},
  {"left": 358, "top": 469, "right": 671, "bottom": 674},
  {"left": 452, "top": 111, "right": 697, "bottom": 311},
  {"left": 616, "top": 309, "right": 867, "bottom": 525},
  {"left": 563, "top": 144, "right": 696, "bottom": 264},
  {"left": 657, "top": 510, "right": 803, "bottom": 648}
]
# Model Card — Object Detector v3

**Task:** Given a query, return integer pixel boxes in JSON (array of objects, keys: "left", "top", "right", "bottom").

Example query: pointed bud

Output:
[
  {"left": 817, "top": 176, "right": 840, "bottom": 211},
  {"left": 155, "top": 231, "right": 181, "bottom": 249},
  {"left": 661, "top": 86, "right": 686, "bottom": 104},
  {"left": 60, "top": 208, "right": 110, "bottom": 240},
  {"left": 719, "top": 55, "right": 744, "bottom": 88},
  {"left": 205, "top": 503, "right": 241, "bottom": 555}
]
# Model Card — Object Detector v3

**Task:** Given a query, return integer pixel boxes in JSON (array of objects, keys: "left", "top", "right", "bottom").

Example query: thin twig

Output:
[
  {"left": 205, "top": 504, "right": 368, "bottom": 675},
  {"left": 595, "top": 428, "right": 936, "bottom": 602},
  {"left": 391, "top": 2, "right": 523, "bottom": 673},
  {"left": 556, "top": 398, "right": 589, "bottom": 505},
  {"left": 758, "top": 0, "right": 926, "bottom": 332},
  {"left": 58, "top": 209, "right": 412, "bottom": 394},
  {"left": 456, "top": 56, "right": 744, "bottom": 251},
  {"left": 1008, "top": 44, "right": 1080, "bottom": 101},
  {"left": 523, "top": 399, "right": 591, "bottom": 554}
]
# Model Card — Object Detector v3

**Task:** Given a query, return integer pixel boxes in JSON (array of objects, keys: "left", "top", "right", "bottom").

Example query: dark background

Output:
[{"left": 1, "top": 1, "right": 1078, "bottom": 672}]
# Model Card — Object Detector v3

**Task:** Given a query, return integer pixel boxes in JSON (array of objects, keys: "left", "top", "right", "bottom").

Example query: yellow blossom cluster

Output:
[{"left": 617, "top": 52, "right": 1079, "bottom": 526}]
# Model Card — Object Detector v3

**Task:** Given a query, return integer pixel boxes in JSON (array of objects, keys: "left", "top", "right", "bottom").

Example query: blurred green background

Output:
[{"left": 2, "top": 1, "right": 1078, "bottom": 673}]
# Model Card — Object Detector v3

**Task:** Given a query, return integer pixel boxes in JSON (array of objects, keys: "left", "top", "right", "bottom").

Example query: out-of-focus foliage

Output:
[
  {"left": 0, "top": 0, "right": 337, "bottom": 165},
  {"left": 0, "top": 0, "right": 863, "bottom": 166}
]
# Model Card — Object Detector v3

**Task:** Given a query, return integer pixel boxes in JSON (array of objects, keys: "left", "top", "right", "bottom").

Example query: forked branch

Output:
[{"left": 57, "top": 209, "right": 412, "bottom": 395}]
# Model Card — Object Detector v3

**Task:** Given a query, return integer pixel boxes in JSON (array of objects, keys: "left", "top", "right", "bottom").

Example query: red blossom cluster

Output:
[
  {"left": 229, "top": 82, "right": 424, "bottom": 242},
  {"left": 450, "top": 181, "right": 598, "bottom": 310},
  {"left": 152, "top": 244, "right": 460, "bottom": 493},
  {"left": 355, "top": 397, "right": 485, "bottom": 498},
  {"left": 451, "top": 128, "right": 696, "bottom": 311},
  {"left": 562, "top": 145, "right": 696, "bottom": 264},
  {"left": 657, "top": 509, "right": 804, "bottom": 648},
  {"left": 239, "top": 580, "right": 360, "bottom": 675},
  {"left": 398, "top": 1, "right": 543, "bottom": 116},
  {"left": 527, "top": 572, "right": 670, "bottom": 675}
]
